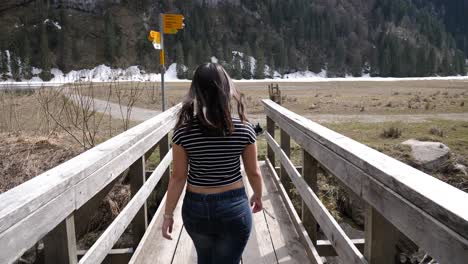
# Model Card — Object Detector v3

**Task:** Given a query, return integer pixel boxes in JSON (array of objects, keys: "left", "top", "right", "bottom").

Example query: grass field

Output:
[{"left": 87, "top": 80, "right": 468, "bottom": 116}]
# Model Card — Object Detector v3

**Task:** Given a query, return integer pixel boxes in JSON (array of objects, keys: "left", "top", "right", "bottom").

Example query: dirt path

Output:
[{"left": 84, "top": 96, "right": 468, "bottom": 124}]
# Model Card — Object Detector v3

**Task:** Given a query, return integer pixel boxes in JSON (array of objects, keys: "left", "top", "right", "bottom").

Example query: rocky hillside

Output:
[{"left": 0, "top": 0, "right": 467, "bottom": 80}]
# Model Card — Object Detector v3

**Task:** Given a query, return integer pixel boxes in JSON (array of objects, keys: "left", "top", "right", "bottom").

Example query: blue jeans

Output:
[{"left": 182, "top": 187, "right": 252, "bottom": 264}]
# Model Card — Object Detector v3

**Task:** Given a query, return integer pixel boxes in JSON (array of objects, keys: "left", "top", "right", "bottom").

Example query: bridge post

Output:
[
  {"left": 301, "top": 149, "right": 318, "bottom": 244},
  {"left": 280, "top": 129, "right": 293, "bottom": 193},
  {"left": 267, "top": 116, "right": 275, "bottom": 167},
  {"left": 43, "top": 214, "right": 78, "bottom": 264},
  {"left": 364, "top": 206, "right": 399, "bottom": 264},
  {"left": 129, "top": 156, "right": 148, "bottom": 249}
]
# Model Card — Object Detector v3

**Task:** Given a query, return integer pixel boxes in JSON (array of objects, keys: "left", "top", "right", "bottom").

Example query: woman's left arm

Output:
[{"left": 162, "top": 143, "right": 188, "bottom": 240}]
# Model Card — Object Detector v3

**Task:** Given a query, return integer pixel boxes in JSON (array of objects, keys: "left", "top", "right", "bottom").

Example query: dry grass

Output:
[{"left": 89, "top": 79, "right": 468, "bottom": 116}]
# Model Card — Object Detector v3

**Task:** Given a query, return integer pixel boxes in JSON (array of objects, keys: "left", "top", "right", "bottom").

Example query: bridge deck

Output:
[{"left": 130, "top": 161, "right": 310, "bottom": 264}]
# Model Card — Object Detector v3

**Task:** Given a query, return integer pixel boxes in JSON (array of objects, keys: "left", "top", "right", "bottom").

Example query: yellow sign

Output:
[
  {"left": 163, "top": 14, "right": 184, "bottom": 30},
  {"left": 163, "top": 28, "right": 178, "bottom": 34},
  {"left": 148, "top": 30, "right": 161, "bottom": 43}
]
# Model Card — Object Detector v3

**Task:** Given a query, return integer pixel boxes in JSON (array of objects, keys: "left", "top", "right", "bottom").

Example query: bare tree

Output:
[{"left": 114, "top": 82, "right": 143, "bottom": 131}]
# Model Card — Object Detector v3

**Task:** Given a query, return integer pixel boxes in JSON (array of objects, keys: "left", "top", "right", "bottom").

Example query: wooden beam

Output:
[
  {"left": 44, "top": 214, "right": 78, "bottom": 264},
  {"left": 317, "top": 239, "right": 365, "bottom": 256},
  {"left": 265, "top": 133, "right": 367, "bottom": 264},
  {"left": 267, "top": 116, "right": 275, "bottom": 168},
  {"left": 129, "top": 157, "right": 148, "bottom": 249},
  {"left": 364, "top": 206, "right": 398, "bottom": 264},
  {"left": 264, "top": 159, "right": 324, "bottom": 264},
  {"left": 78, "top": 150, "right": 173, "bottom": 264},
  {"left": 302, "top": 150, "right": 318, "bottom": 244},
  {"left": 129, "top": 190, "right": 186, "bottom": 263},
  {"left": 262, "top": 101, "right": 468, "bottom": 264}
]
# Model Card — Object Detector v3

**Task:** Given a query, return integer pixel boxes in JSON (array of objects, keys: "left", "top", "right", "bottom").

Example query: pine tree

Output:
[
  {"left": 59, "top": 8, "right": 72, "bottom": 72},
  {"left": 39, "top": 23, "right": 53, "bottom": 81},
  {"left": 186, "top": 53, "right": 195, "bottom": 80},
  {"left": 254, "top": 50, "right": 265, "bottom": 79},
  {"left": 176, "top": 42, "right": 186, "bottom": 79},
  {"left": 242, "top": 49, "right": 252, "bottom": 79},
  {"left": 10, "top": 53, "right": 20, "bottom": 81},
  {"left": 0, "top": 51, "right": 8, "bottom": 79},
  {"left": 232, "top": 54, "right": 242, "bottom": 80},
  {"left": 105, "top": 12, "right": 117, "bottom": 65},
  {"left": 269, "top": 56, "right": 275, "bottom": 78}
]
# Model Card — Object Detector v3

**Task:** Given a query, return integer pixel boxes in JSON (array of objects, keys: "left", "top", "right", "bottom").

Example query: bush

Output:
[
  {"left": 429, "top": 127, "right": 444, "bottom": 137},
  {"left": 381, "top": 126, "right": 402, "bottom": 139}
]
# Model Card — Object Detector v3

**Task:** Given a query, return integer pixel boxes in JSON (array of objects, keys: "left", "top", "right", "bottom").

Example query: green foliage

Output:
[
  {"left": 10, "top": 53, "right": 20, "bottom": 81},
  {"left": 175, "top": 42, "right": 186, "bottom": 79},
  {"left": 104, "top": 12, "right": 117, "bottom": 66},
  {"left": 254, "top": 49, "right": 265, "bottom": 79},
  {"left": 232, "top": 53, "right": 242, "bottom": 80},
  {"left": 39, "top": 23, "right": 52, "bottom": 81},
  {"left": 0, "top": 51, "right": 8, "bottom": 76},
  {"left": 241, "top": 49, "right": 252, "bottom": 80}
]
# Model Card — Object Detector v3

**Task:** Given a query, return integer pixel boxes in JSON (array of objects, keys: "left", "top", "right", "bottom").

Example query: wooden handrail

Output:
[
  {"left": 0, "top": 104, "right": 181, "bottom": 264},
  {"left": 262, "top": 99, "right": 468, "bottom": 264}
]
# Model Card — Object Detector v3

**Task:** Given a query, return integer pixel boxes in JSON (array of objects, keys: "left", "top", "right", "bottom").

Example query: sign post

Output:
[
  {"left": 148, "top": 13, "right": 184, "bottom": 112},
  {"left": 159, "top": 13, "right": 166, "bottom": 111}
]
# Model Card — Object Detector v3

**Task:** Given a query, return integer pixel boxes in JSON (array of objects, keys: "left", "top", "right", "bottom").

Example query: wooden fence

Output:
[
  {"left": 262, "top": 99, "right": 468, "bottom": 264},
  {"left": 0, "top": 104, "right": 181, "bottom": 264}
]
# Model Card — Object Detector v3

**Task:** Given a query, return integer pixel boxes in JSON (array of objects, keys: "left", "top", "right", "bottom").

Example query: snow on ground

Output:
[{"left": 1, "top": 60, "right": 468, "bottom": 88}]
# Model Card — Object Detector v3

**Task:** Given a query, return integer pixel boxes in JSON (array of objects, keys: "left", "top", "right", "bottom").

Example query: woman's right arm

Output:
[{"left": 242, "top": 142, "right": 263, "bottom": 213}]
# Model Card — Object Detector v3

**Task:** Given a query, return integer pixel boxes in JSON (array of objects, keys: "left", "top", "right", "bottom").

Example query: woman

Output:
[{"left": 161, "top": 63, "right": 263, "bottom": 264}]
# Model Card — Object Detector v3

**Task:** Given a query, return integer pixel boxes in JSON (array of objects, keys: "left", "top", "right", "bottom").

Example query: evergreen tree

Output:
[
  {"left": 349, "top": 51, "right": 362, "bottom": 77},
  {"left": 232, "top": 53, "right": 242, "bottom": 79},
  {"left": 39, "top": 23, "right": 52, "bottom": 81},
  {"left": 59, "top": 8, "right": 73, "bottom": 72},
  {"left": 105, "top": 12, "right": 117, "bottom": 65},
  {"left": 10, "top": 53, "right": 20, "bottom": 81},
  {"left": 242, "top": 49, "right": 252, "bottom": 79},
  {"left": 0, "top": 51, "right": 8, "bottom": 79},
  {"left": 254, "top": 50, "right": 265, "bottom": 79},
  {"left": 186, "top": 53, "right": 195, "bottom": 80},
  {"left": 269, "top": 56, "right": 275, "bottom": 78},
  {"left": 176, "top": 42, "right": 186, "bottom": 79}
]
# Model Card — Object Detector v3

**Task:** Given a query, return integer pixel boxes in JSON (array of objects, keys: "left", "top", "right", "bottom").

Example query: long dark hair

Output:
[{"left": 175, "top": 63, "right": 247, "bottom": 136}]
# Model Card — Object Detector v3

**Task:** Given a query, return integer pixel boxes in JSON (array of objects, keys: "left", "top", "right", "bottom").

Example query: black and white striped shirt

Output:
[{"left": 172, "top": 117, "right": 257, "bottom": 187}]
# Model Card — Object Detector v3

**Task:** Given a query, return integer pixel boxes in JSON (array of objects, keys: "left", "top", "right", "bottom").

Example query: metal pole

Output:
[{"left": 159, "top": 13, "right": 166, "bottom": 111}]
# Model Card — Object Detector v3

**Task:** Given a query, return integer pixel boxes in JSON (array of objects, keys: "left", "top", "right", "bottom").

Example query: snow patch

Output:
[{"left": 44, "top": 19, "right": 62, "bottom": 30}]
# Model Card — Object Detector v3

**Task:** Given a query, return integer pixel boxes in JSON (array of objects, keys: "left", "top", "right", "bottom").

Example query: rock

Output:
[
  {"left": 454, "top": 163, "right": 468, "bottom": 176},
  {"left": 402, "top": 139, "right": 450, "bottom": 171}
]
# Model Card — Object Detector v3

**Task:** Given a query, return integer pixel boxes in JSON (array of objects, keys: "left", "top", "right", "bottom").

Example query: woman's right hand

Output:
[{"left": 250, "top": 194, "right": 263, "bottom": 213}]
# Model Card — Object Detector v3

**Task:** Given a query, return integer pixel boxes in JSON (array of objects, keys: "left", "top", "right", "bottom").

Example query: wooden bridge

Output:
[{"left": 1, "top": 100, "right": 468, "bottom": 264}]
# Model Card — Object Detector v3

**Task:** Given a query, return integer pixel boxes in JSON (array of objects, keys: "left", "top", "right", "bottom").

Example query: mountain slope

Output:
[{"left": 0, "top": 0, "right": 466, "bottom": 80}]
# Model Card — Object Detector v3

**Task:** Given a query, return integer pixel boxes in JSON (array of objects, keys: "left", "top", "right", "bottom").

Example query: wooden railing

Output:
[
  {"left": 0, "top": 104, "right": 181, "bottom": 264},
  {"left": 262, "top": 99, "right": 468, "bottom": 264}
]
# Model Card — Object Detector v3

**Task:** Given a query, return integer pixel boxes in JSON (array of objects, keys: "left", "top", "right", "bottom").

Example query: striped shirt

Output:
[{"left": 172, "top": 117, "right": 257, "bottom": 187}]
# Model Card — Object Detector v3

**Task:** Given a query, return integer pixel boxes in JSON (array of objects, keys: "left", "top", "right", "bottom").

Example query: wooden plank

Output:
[
  {"left": 44, "top": 214, "right": 78, "bottom": 264},
  {"left": 78, "top": 150, "right": 173, "bottom": 264},
  {"left": 265, "top": 133, "right": 367, "bottom": 264},
  {"left": 74, "top": 118, "right": 175, "bottom": 209},
  {"left": 0, "top": 105, "right": 181, "bottom": 236},
  {"left": 267, "top": 116, "right": 275, "bottom": 168},
  {"left": 0, "top": 184, "right": 75, "bottom": 264},
  {"left": 263, "top": 99, "right": 468, "bottom": 239},
  {"left": 302, "top": 150, "right": 318, "bottom": 244},
  {"left": 171, "top": 227, "right": 197, "bottom": 264},
  {"left": 279, "top": 129, "right": 290, "bottom": 183},
  {"left": 262, "top": 108, "right": 468, "bottom": 264},
  {"left": 317, "top": 239, "right": 365, "bottom": 256},
  {"left": 129, "top": 157, "right": 148, "bottom": 249},
  {"left": 259, "top": 161, "right": 314, "bottom": 264},
  {"left": 242, "top": 170, "right": 278, "bottom": 264},
  {"left": 129, "top": 191, "right": 185, "bottom": 264},
  {"left": 265, "top": 159, "right": 324, "bottom": 264},
  {"left": 364, "top": 206, "right": 398, "bottom": 264}
]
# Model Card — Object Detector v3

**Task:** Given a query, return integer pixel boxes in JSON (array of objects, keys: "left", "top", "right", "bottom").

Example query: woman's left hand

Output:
[{"left": 162, "top": 217, "right": 174, "bottom": 240}]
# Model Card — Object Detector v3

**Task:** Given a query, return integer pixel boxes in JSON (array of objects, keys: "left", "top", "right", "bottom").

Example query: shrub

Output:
[
  {"left": 429, "top": 127, "right": 444, "bottom": 137},
  {"left": 381, "top": 126, "right": 402, "bottom": 139}
]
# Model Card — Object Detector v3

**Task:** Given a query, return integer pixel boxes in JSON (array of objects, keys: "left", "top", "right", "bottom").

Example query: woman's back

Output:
[{"left": 172, "top": 117, "right": 256, "bottom": 187}]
